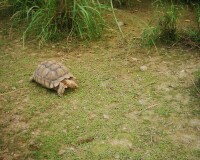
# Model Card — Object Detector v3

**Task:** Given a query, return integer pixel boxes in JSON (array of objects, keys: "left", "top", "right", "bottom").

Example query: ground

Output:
[{"left": 0, "top": 1, "right": 200, "bottom": 160}]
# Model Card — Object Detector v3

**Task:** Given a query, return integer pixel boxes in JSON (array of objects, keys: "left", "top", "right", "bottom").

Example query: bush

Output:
[
  {"left": 2, "top": 0, "right": 107, "bottom": 46},
  {"left": 158, "top": 2, "right": 178, "bottom": 43},
  {"left": 195, "top": 69, "right": 200, "bottom": 96},
  {"left": 100, "top": 0, "right": 134, "bottom": 8},
  {"left": 195, "top": 4, "right": 200, "bottom": 31},
  {"left": 142, "top": 0, "right": 200, "bottom": 48},
  {"left": 178, "top": 4, "right": 200, "bottom": 49},
  {"left": 141, "top": 0, "right": 178, "bottom": 46}
]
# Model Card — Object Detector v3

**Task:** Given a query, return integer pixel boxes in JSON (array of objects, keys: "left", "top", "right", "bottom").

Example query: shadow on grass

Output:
[{"left": 189, "top": 77, "right": 200, "bottom": 116}]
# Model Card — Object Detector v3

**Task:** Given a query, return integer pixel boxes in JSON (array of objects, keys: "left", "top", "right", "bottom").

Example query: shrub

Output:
[
  {"left": 1, "top": 0, "right": 107, "bottom": 46},
  {"left": 158, "top": 2, "right": 178, "bottom": 43},
  {"left": 141, "top": 0, "right": 178, "bottom": 46},
  {"left": 178, "top": 4, "right": 200, "bottom": 49}
]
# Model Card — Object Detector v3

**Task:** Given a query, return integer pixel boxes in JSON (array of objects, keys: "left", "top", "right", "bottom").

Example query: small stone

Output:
[
  {"left": 12, "top": 87, "right": 16, "bottom": 90},
  {"left": 189, "top": 119, "right": 200, "bottom": 128},
  {"left": 69, "top": 147, "right": 75, "bottom": 151},
  {"left": 89, "top": 113, "right": 97, "bottom": 120},
  {"left": 138, "top": 99, "right": 146, "bottom": 105},
  {"left": 58, "top": 149, "right": 66, "bottom": 155},
  {"left": 77, "top": 54, "right": 82, "bottom": 58},
  {"left": 131, "top": 57, "right": 138, "bottom": 61},
  {"left": 117, "top": 21, "right": 125, "bottom": 27},
  {"left": 52, "top": 45, "right": 55, "bottom": 48},
  {"left": 13, "top": 152, "right": 21, "bottom": 159},
  {"left": 18, "top": 80, "right": 24, "bottom": 84},
  {"left": 103, "top": 114, "right": 110, "bottom": 119},
  {"left": 115, "top": 154, "right": 120, "bottom": 159},
  {"left": 122, "top": 127, "right": 127, "bottom": 130},
  {"left": 63, "top": 129, "right": 67, "bottom": 133},
  {"left": 140, "top": 65, "right": 148, "bottom": 71},
  {"left": 57, "top": 51, "right": 63, "bottom": 56},
  {"left": 23, "top": 97, "right": 29, "bottom": 103},
  {"left": 179, "top": 70, "right": 187, "bottom": 79},
  {"left": 185, "top": 19, "right": 190, "bottom": 22}
]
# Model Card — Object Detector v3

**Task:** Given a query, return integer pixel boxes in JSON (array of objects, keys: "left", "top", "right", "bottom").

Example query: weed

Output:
[
  {"left": 141, "top": 25, "right": 159, "bottom": 47},
  {"left": 195, "top": 69, "right": 200, "bottom": 88},
  {"left": 1, "top": 0, "right": 107, "bottom": 46},
  {"left": 112, "top": 0, "right": 132, "bottom": 8},
  {"left": 101, "top": 0, "right": 133, "bottom": 8},
  {"left": 141, "top": 0, "right": 178, "bottom": 46},
  {"left": 158, "top": 2, "right": 178, "bottom": 43},
  {"left": 178, "top": 4, "right": 200, "bottom": 49},
  {"left": 195, "top": 4, "right": 200, "bottom": 31}
]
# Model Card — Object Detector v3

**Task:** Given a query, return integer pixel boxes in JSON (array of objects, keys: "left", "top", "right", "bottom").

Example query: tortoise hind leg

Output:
[
  {"left": 30, "top": 75, "right": 34, "bottom": 82},
  {"left": 57, "top": 82, "right": 67, "bottom": 96}
]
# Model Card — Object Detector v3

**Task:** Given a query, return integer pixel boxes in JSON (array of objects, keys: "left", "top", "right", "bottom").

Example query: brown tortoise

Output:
[{"left": 30, "top": 61, "right": 78, "bottom": 96}]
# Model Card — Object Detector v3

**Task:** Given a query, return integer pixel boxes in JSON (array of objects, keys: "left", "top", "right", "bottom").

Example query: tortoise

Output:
[{"left": 30, "top": 61, "right": 78, "bottom": 96}]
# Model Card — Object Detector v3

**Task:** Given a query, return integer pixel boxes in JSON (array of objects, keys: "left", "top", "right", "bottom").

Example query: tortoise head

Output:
[{"left": 65, "top": 79, "right": 78, "bottom": 88}]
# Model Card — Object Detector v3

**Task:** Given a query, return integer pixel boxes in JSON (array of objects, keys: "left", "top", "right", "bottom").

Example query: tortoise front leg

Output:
[{"left": 57, "top": 82, "right": 67, "bottom": 96}]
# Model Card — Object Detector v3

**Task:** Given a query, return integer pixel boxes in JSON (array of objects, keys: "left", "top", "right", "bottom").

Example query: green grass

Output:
[
  {"left": 0, "top": 38, "right": 199, "bottom": 159},
  {"left": 177, "top": 4, "right": 200, "bottom": 48},
  {"left": 142, "top": 1, "right": 200, "bottom": 48},
  {"left": 141, "top": 0, "right": 178, "bottom": 46},
  {"left": 1, "top": 0, "right": 107, "bottom": 46},
  {"left": 0, "top": 2, "right": 200, "bottom": 160}
]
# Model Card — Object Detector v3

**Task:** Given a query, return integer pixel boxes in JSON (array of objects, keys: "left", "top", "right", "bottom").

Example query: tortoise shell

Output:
[{"left": 31, "top": 61, "right": 74, "bottom": 88}]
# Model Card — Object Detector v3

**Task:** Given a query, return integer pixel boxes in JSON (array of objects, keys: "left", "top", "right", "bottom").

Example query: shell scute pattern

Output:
[
  {"left": 42, "top": 61, "right": 52, "bottom": 67},
  {"left": 41, "top": 67, "right": 49, "bottom": 77}
]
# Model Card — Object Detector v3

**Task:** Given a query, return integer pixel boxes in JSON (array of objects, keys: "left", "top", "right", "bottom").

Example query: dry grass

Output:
[{"left": 0, "top": 2, "right": 200, "bottom": 159}]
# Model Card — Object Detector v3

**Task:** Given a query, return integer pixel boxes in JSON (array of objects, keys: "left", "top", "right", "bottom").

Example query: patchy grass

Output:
[{"left": 0, "top": 2, "right": 200, "bottom": 160}]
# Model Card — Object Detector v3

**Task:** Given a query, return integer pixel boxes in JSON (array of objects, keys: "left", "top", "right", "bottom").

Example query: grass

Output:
[
  {"left": 0, "top": 1, "right": 200, "bottom": 160},
  {"left": 177, "top": 4, "right": 200, "bottom": 49},
  {"left": 111, "top": 0, "right": 133, "bottom": 8},
  {"left": 141, "top": 0, "right": 178, "bottom": 46},
  {"left": 0, "top": 36, "right": 200, "bottom": 159},
  {"left": 1, "top": 0, "right": 107, "bottom": 47},
  {"left": 142, "top": 0, "right": 200, "bottom": 48}
]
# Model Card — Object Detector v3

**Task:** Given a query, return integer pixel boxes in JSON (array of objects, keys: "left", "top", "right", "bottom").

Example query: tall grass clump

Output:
[
  {"left": 141, "top": 25, "right": 159, "bottom": 47},
  {"left": 178, "top": 4, "right": 200, "bottom": 49},
  {"left": 112, "top": 0, "right": 132, "bottom": 8},
  {"left": 195, "top": 4, "right": 200, "bottom": 32},
  {"left": 142, "top": 0, "right": 200, "bottom": 49},
  {"left": 100, "top": 0, "right": 133, "bottom": 8},
  {"left": 142, "top": 0, "right": 178, "bottom": 46},
  {"left": 193, "top": 69, "right": 200, "bottom": 98},
  {"left": 2, "top": 0, "right": 107, "bottom": 46},
  {"left": 158, "top": 1, "right": 178, "bottom": 43},
  {"left": 178, "top": 0, "right": 200, "bottom": 5}
]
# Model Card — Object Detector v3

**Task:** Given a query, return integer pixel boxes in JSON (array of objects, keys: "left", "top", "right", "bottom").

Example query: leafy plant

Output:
[
  {"left": 100, "top": 0, "right": 133, "bottom": 8},
  {"left": 2, "top": 0, "right": 107, "bottom": 46},
  {"left": 195, "top": 4, "right": 200, "bottom": 31},
  {"left": 112, "top": 0, "right": 132, "bottom": 8},
  {"left": 158, "top": 2, "right": 178, "bottom": 43},
  {"left": 141, "top": 0, "right": 178, "bottom": 46},
  {"left": 178, "top": 4, "right": 200, "bottom": 49},
  {"left": 141, "top": 25, "right": 159, "bottom": 47}
]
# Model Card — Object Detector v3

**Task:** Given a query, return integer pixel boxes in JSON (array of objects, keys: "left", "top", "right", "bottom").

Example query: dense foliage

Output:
[
  {"left": 142, "top": 0, "right": 200, "bottom": 48},
  {"left": 2, "top": 0, "right": 106, "bottom": 46}
]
